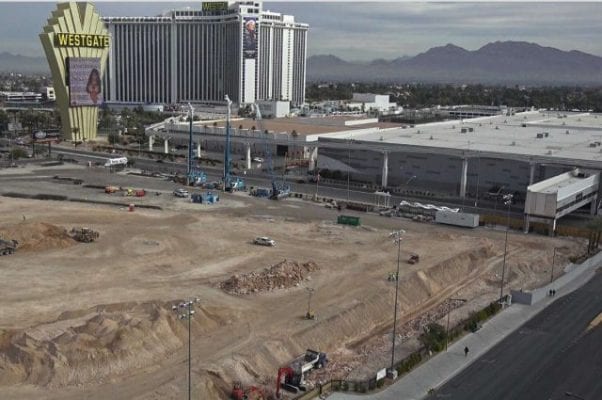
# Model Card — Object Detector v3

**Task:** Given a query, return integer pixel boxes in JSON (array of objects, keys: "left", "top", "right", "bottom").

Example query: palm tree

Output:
[{"left": 586, "top": 216, "right": 602, "bottom": 254}]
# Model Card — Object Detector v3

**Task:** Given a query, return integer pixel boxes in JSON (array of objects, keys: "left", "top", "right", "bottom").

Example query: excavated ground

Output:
[{"left": 0, "top": 195, "right": 585, "bottom": 400}]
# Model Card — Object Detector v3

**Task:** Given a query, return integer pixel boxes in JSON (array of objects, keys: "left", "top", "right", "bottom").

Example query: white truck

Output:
[{"left": 435, "top": 210, "right": 479, "bottom": 228}]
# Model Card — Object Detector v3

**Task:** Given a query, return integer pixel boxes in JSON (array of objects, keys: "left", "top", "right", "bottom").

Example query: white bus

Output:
[{"left": 104, "top": 157, "right": 128, "bottom": 167}]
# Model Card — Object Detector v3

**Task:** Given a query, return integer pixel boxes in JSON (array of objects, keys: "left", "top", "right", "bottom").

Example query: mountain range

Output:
[
  {"left": 307, "top": 41, "right": 602, "bottom": 85},
  {"left": 0, "top": 52, "right": 49, "bottom": 75},
  {"left": 2, "top": 41, "right": 602, "bottom": 85}
]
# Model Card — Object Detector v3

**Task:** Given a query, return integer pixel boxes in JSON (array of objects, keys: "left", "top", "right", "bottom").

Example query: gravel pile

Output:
[{"left": 220, "top": 259, "right": 319, "bottom": 295}]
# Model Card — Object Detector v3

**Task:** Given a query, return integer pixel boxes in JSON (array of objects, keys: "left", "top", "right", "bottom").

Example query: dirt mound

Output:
[
  {"left": 220, "top": 260, "right": 319, "bottom": 295},
  {"left": 0, "top": 301, "right": 229, "bottom": 387},
  {"left": 0, "top": 222, "right": 76, "bottom": 252}
]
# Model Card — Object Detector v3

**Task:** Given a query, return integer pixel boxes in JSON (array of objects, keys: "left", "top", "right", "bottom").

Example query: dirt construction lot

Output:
[{"left": 0, "top": 191, "right": 586, "bottom": 399}]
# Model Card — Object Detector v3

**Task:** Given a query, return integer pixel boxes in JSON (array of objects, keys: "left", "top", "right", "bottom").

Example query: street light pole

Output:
[
  {"left": 499, "top": 194, "right": 513, "bottom": 303},
  {"left": 550, "top": 247, "right": 557, "bottom": 284},
  {"left": 390, "top": 229, "right": 405, "bottom": 373},
  {"left": 172, "top": 297, "right": 199, "bottom": 400},
  {"left": 445, "top": 298, "right": 466, "bottom": 351}
]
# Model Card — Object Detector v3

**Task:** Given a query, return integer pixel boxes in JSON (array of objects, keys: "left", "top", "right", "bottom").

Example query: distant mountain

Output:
[
  {"left": 307, "top": 41, "right": 602, "bottom": 86},
  {"left": 0, "top": 52, "right": 49, "bottom": 74}
]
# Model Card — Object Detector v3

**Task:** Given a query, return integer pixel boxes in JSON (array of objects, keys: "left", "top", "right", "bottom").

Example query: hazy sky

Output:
[{"left": 1, "top": 1, "right": 602, "bottom": 61}]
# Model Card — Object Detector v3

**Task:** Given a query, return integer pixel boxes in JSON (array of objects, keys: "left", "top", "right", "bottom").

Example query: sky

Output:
[{"left": 1, "top": 1, "right": 602, "bottom": 61}]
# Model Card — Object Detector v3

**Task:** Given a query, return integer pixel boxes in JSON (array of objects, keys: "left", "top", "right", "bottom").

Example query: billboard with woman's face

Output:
[
  {"left": 243, "top": 17, "right": 258, "bottom": 59},
  {"left": 68, "top": 57, "right": 102, "bottom": 106}
]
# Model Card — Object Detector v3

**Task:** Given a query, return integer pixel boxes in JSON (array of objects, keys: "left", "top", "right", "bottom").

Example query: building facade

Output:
[{"left": 102, "top": 1, "right": 308, "bottom": 107}]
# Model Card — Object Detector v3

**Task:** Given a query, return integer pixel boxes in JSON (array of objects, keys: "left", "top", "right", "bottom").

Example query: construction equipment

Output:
[
  {"left": 231, "top": 382, "right": 265, "bottom": 400},
  {"left": 253, "top": 103, "right": 290, "bottom": 200},
  {"left": 105, "top": 185, "right": 120, "bottom": 194},
  {"left": 0, "top": 239, "right": 18, "bottom": 256},
  {"left": 275, "top": 350, "right": 328, "bottom": 397},
  {"left": 276, "top": 366, "right": 302, "bottom": 398},
  {"left": 408, "top": 254, "right": 420, "bottom": 264},
  {"left": 226, "top": 176, "right": 246, "bottom": 192},
  {"left": 69, "top": 228, "right": 99, "bottom": 243}
]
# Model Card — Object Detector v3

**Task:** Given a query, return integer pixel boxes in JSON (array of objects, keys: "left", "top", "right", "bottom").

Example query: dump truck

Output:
[{"left": 0, "top": 239, "right": 18, "bottom": 256}]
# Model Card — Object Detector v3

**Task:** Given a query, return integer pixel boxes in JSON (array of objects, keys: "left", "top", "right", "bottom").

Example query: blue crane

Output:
[{"left": 253, "top": 103, "right": 290, "bottom": 200}]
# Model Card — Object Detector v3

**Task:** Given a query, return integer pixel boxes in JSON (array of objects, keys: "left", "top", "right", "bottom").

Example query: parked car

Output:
[
  {"left": 173, "top": 188, "right": 189, "bottom": 197},
  {"left": 252, "top": 157, "right": 264, "bottom": 163},
  {"left": 253, "top": 237, "right": 275, "bottom": 246}
]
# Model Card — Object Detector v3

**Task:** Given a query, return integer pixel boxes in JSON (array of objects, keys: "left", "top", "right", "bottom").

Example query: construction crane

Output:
[
  {"left": 253, "top": 103, "right": 290, "bottom": 200},
  {"left": 222, "top": 95, "right": 245, "bottom": 192}
]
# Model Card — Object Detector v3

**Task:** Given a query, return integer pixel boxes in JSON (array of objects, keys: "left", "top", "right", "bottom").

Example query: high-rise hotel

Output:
[{"left": 102, "top": 1, "right": 308, "bottom": 106}]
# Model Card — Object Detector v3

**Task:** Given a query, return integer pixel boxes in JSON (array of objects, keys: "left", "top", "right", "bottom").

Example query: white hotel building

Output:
[{"left": 101, "top": 1, "right": 308, "bottom": 106}]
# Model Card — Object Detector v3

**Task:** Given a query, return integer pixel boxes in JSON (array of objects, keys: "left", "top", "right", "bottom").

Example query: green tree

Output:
[{"left": 419, "top": 323, "right": 448, "bottom": 353}]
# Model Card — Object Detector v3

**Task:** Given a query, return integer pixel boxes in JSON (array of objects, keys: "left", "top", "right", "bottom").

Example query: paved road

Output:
[{"left": 429, "top": 271, "right": 602, "bottom": 400}]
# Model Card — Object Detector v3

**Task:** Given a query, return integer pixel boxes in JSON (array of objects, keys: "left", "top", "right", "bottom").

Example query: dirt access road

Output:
[{"left": 0, "top": 192, "right": 585, "bottom": 399}]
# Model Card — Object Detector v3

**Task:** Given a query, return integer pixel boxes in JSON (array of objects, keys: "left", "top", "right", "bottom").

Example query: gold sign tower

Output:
[{"left": 40, "top": 2, "right": 109, "bottom": 141}]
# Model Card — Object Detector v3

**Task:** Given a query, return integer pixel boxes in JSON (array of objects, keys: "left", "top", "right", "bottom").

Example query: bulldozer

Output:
[
  {"left": 69, "top": 228, "right": 99, "bottom": 243},
  {"left": 0, "top": 238, "right": 18, "bottom": 256}
]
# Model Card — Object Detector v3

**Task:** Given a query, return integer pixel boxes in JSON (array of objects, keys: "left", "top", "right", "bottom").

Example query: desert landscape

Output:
[{"left": 0, "top": 193, "right": 585, "bottom": 399}]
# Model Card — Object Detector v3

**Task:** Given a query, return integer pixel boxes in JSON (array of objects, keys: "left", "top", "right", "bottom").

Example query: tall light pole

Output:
[
  {"left": 550, "top": 247, "right": 557, "bottom": 284},
  {"left": 499, "top": 194, "right": 513, "bottom": 303},
  {"left": 389, "top": 229, "right": 406, "bottom": 374},
  {"left": 445, "top": 297, "right": 466, "bottom": 351},
  {"left": 172, "top": 297, "right": 199, "bottom": 400}
]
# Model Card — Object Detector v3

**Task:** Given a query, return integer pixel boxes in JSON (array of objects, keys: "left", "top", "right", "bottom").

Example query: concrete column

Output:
[
  {"left": 591, "top": 195, "right": 598, "bottom": 215},
  {"left": 523, "top": 215, "right": 530, "bottom": 234},
  {"left": 164, "top": 138, "right": 169, "bottom": 154},
  {"left": 245, "top": 143, "right": 251, "bottom": 170},
  {"left": 459, "top": 158, "right": 468, "bottom": 198},
  {"left": 197, "top": 142, "right": 201, "bottom": 159},
  {"left": 149, "top": 135, "right": 154, "bottom": 151},
  {"left": 529, "top": 163, "right": 537, "bottom": 185},
  {"left": 308, "top": 147, "right": 318, "bottom": 171},
  {"left": 381, "top": 151, "right": 389, "bottom": 189}
]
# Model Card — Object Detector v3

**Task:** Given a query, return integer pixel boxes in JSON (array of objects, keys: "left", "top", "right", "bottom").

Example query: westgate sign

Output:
[{"left": 54, "top": 33, "right": 110, "bottom": 48}]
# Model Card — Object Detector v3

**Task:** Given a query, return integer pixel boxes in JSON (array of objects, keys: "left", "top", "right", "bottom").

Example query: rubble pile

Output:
[{"left": 220, "top": 260, "right": 319, "bottom": 295}]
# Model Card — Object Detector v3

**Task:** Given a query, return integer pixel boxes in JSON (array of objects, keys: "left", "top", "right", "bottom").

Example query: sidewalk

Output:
[{"left": 328, "top": 251, "right": 602, "bottom": 400}]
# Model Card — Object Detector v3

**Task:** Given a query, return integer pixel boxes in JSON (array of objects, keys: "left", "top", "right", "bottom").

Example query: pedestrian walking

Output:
[{"left": 464, "top": 346, "right": 469, "bottom": 357}]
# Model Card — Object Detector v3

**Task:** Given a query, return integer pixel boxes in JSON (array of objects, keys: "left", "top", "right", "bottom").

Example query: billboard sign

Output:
[
  {"left": 243, "top": 17, "right": 258, "bottom": 59},
  {"left": 68, "top": 57, "right": 102, "bottom": 107},
  {"left": 202, "top": 2, "right": 228, "bottom": 12}
]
